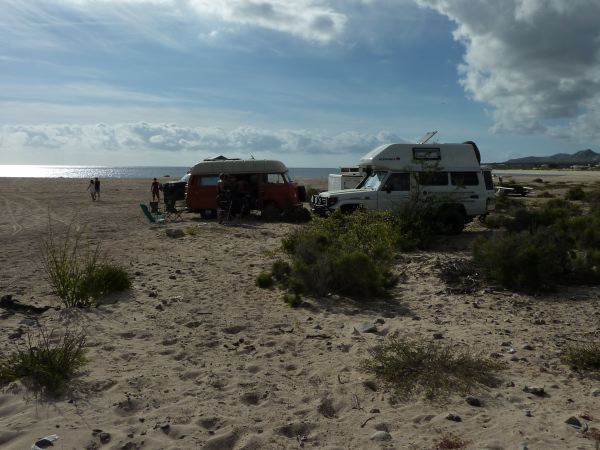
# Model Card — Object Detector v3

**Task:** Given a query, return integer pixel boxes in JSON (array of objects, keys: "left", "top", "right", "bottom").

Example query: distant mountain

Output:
[{"left": 503, "top": 149, "right": 600, "bottom": 165}]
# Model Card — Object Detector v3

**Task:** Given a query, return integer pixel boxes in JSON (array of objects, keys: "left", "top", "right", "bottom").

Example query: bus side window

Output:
[{"left": 267, "top": 173, "right": 285, "bottom": 184}]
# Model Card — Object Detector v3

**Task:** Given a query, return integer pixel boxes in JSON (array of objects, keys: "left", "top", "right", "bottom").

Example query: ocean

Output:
[{"left": 0, "top": 165, "right": 337, "bottom": 179}]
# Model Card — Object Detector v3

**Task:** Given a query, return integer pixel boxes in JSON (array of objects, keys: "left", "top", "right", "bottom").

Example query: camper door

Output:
[{"left": 377, "top": 172, "right": 411, "bottom": 211}]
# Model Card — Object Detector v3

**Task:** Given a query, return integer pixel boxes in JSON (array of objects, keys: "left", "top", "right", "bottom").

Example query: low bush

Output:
[
  {"left": 472, "top": 229, "right": 570, "bottom": 291},
  {"left": 504, "top": 198, "right": 580, "bottom": 233},
  {"left": 281, "top": 210, "right": 399, "bottom": 298},
  {"left": 533, "top": 178, "right": 544, "bottom": 183},
  {"left": 562, "top": 342, "right": 600, "bottom": 371},
  {"left": 271, "top": 259, "right": 291, "bottom": 282},
  {"left": 283, "top": 292, "right": 302, "bottom": 308},
  {"left": 565, "top": 185, "right": 586, "bottom": 201},
  {"left": 255, "top": 271, "right": 273, "bottom": 288},
  {"left": 80, "top": 263, "right": 131, "bottom": 301},
  {"left": 41, "top": 221, "right": 131, "bottom": 307},
  {"left": 361, "top": 337, "right": 506, "bottom": 400},
  {"left": 0, "top": 327, "right": 87, "bottom": 396}
]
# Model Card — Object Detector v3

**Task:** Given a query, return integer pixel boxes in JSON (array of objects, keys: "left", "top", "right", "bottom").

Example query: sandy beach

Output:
[{"left": 1, "top": 173, "right": 600, "bottom": 450}]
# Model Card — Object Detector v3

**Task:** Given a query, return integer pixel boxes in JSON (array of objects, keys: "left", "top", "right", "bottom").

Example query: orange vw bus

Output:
[{"left": 186, "top": 159, "right": 306, "bottom": 219}]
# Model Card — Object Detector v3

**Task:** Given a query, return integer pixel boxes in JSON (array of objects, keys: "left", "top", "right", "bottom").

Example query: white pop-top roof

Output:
[
  {"left": 190, "top": 159, "right": 288, "bottom": 176},
  {"left": 359, "top": 143, "right": 480, "bottom": 171}
]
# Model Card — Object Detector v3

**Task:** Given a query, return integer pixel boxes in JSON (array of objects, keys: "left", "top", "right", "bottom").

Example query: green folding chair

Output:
[{"left": 140, "top": 203, "right": 166, "bottom": 224}]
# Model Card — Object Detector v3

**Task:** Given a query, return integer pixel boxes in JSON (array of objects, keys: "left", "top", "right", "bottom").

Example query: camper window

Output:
[
  {"left": 450, "top": 172, "right": 479, "bottom": 186},
  {"left": 266, "top": 173, "right": 285, "bottom": 184},
  {"left": 413, "top": 147, "right": 441, "bottom": 160},
  {"left": 383, "top": 173, "right": 410, "bottom": 191},
  {"left": 418, "top": 172, "right": 448, "bottom": 186},
  {"left": 198, "top": 175, "right": 219, "bottom": 186}
]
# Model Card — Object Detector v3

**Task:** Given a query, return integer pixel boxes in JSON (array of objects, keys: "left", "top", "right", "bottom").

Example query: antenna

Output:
[
  {"left": 250, "top": 154, "right": 255, "bottom": 160},
  {"left": 416, "top": 130, "right": 437, "bottom": 144}
]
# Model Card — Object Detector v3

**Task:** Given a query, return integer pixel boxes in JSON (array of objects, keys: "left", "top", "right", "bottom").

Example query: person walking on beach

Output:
[
  {"left": 87, "top": 179, "right": 96, "bottom": 201},
  {"left": 151, "top": 178, "right": 160, "bottom": 202},
  {"left": 94, "top": 177, "right": 101, "bottom": 200}
]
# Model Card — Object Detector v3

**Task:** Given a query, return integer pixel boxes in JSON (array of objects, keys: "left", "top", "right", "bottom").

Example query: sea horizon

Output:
[{"left": 0, "top": 164, "right": 338, "bottom": 179}]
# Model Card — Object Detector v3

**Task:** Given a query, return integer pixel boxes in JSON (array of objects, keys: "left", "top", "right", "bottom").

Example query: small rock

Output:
[
  {"left": 369, "top": 408, "right": 380, "bottom": 414},
  {"left": 591, "top": 388, "right": 600, "bottom": 397},
  {"left": 159, "top": 423, "right": 171, "bottom": 434},
  {"left": 165, "top": 228, "right": 184, "bottom": 238},
  {"left": 375, "top": 318, "right": 385, "bottom": 325},
  {"left": 507, "top": 348, "right": 516, "bottom": 354},
  {"left": 370, "top": 431, "right": 392, "bottom": 441},
  {"left": 355, "top": 322, "right": 377, "bottom": 333},
  {"left": 148, "top": 291, "right": 157, "bottom": 298},
  {"left": 525, "top": 410, "right": 532, "bottom": 417},
  {"left": 433, "top": 332, "right": 443, "bottom": 340},
  {"left": 501, "top": 341, "right": 512, "bottom": 347},
  {"left": 523, "top": 385, "right": 545, "bottom": 397},
  {"left": 169, "top": 275, "right": 176, "bottom": 280},
  {"left": 532, "top": 318, "right": 546, "bottom": 325},
  {"left": 522, "top": 344, "right": 534, "bottom": 351},
  {"left": 446, "top": 413, "right": 462, "bottom": 422},
  {"left": 505, "top": 381, "right": 515, "bottom": 387},
  {"left": 98, "top": 432, "right": 111, "bottom": 444},
  {"left": 565, "top": 416, "right": 582, "bottom": 428},
  {"left": 465, "top": 396, "right": 482, "bottom": 407},
  {"left": 518, "top": 444, "right": 529, "bottom": 450}
]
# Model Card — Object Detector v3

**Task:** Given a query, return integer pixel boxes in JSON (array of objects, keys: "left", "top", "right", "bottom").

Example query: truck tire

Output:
[
  {"left": 438, "top": 207, "right": 466, "bottom": 235},
  {"left": 200, "top": 209, "right": 215, "bottom": 219},
  {"left": 261, "top": 202, "right": 281, "bottom": 220}
]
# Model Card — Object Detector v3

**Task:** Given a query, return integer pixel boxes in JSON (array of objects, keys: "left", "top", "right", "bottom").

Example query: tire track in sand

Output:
[{"left": 3, "top": 194, "right": 80, "bottom": 235}]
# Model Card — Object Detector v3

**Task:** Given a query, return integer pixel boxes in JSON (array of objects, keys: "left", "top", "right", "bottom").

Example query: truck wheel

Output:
[
  {"left": 438, "top": 208, "right": 465, "bottom": 235},
  {"left": 200, "top": 209, "right": 215, "bottom": 219},
  {"left": 261, "top": 202, "right": 281, "bottom": 220}
]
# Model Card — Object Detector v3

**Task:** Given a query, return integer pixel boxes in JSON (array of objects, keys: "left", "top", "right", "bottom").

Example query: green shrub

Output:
[
  {"left": 271, "top": 259, "right": 291, "bottom": 282},
  {"left": 361, "top": 337, "right": 506, "bottom": 400},
  {"left": 565, "top": 186, "right": 586, "bottom": 201},
  {"left": 185, "top": 225, "right": 200, "bottom": 236},
  {"left": 504, "top": 199, "right": 580, "bottom": 233},
  {"left": 40, "top": 221, "right": 131, "bottom": 307},
  {"left": 472, "top": 229, "right": 570, "bottom": 291},
  {"left": 255, "top": 271, "right": 273, "bottom": 288},
  {"left": 533, "top": 178, "right": 544, "bottom": 183},
  {"left": 80, "top": 264, "right": 132, "bottom": 301},
  {"left": 0, "top": 327, "right": 87, "bottom": 396},
  {"left": 562, "top": 342, "right": 600, "bottom": 371},
  {"left": 281, "top": 210, "right": 399, "bottom": 298},
  {"left": 283, "top": 292, "right": 302, "bottom": 308}
]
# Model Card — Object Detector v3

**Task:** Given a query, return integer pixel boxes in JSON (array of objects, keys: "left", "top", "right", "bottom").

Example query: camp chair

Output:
[
  {"left": 150, "top": 201, "right": 160, "bottom": 214},
  {"left": 140, "top": 203, "right": 165, "bottom": 225},
  {"left": 164, "top": 196, "right": 184, "bottom": 221}
]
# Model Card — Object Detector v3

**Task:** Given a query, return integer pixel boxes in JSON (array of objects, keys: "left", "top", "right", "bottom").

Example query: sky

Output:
[{"left": 1, "top": 0, "right": 599, "bottom": 166}]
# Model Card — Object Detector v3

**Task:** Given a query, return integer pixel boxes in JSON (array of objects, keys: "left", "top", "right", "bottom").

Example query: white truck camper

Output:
[
  {"left": 327, "top": 166, "right": 365, "bottom": 191},
  {"left": 310, "top": 139, "right": 495, "bottom": 234}
]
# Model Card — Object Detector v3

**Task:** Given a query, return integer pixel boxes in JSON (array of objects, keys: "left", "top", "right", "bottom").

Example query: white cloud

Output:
[
  {"left": 416, "top": 0, "right": 600, "bottom": 142},
  {"left": 0, "top": 123, "right": 405, "bottom": 158},
  {"left": 27, "top": 0, "right": 347, "bottom": 43}
]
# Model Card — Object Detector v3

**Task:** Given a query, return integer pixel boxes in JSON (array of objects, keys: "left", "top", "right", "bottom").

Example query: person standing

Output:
[
  {"left": 87, "top": 179, "right": 96, "bottom": 201},
  {"left": 94, "top": 177, "right": 101, "bottom": 200},
  {"left": 151, "top": 177, "right": 161, "bottom": 201}
]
